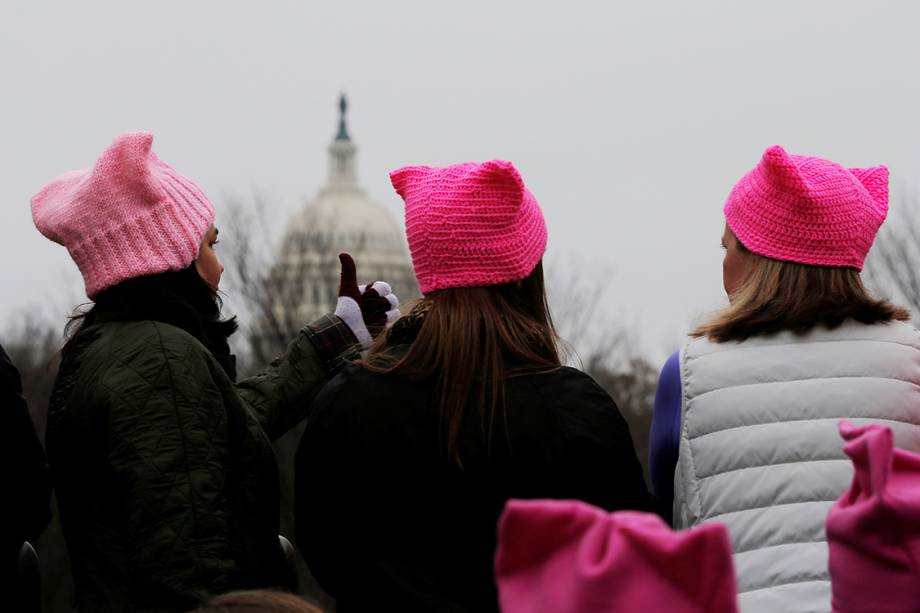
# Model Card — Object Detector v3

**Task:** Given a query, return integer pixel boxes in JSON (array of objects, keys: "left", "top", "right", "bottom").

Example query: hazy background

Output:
[{"left": 3, "top": 0, "right": 920, "bottom": 361}]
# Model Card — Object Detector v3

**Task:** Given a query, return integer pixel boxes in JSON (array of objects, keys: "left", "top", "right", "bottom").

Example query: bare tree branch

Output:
[
  {"left": 865, "top": 187, "right": 920, "bottom": 318},
  {"left": 545, "top": 258, "right": 657, "bottom": 483}
]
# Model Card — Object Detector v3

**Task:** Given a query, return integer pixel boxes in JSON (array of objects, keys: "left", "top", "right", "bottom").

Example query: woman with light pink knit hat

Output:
[
  {"left": 31, "top": 132, "right": 398, "bottom": 612},
  {"left": 294, "top": 159, "right": 651, "bottom": 612},
  {"left": 650, "top": 145, "right": 920, "bottom": 612}
]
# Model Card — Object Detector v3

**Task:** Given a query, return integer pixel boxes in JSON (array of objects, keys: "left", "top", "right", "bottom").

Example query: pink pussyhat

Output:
[
  {"left": 389, "top": 160, "right": 547, "bottom": 295},
  {"left": 724, "top": 145, "right": 888, "bottom": 270},
  {"left": 826, "top": 421, "right": 920, "bottom": 613},
  {"left": 31, "top": 132, "right": 215, "bottom": 298},
  {"left": 495, "top": 499, "right": 739, "bottom": 613}
]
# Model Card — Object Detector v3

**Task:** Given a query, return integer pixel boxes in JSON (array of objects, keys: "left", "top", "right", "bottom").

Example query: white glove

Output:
[{"left": 334, "top": 253, "right": 400, "bottom": 348}]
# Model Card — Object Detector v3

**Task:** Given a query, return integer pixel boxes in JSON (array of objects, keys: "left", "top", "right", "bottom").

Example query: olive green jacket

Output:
[{"left": 48, "top": 318, "right": 348, "bottom": 613}]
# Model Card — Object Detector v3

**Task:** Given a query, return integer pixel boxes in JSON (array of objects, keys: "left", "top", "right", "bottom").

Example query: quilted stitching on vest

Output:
[{"left": 674, "top": 321, "right": 920, "bottom": 613}]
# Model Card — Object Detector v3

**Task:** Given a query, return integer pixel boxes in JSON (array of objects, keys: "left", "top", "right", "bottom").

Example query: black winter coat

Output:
[
  {"left": 295, "top": 362, "right": 651, "bottom": 612},
  {"left": 48, "top": 317, "right": 347, "bottom": 613},
  {"left": 0, "top": 344, "right": 51, "bottom": 568}
]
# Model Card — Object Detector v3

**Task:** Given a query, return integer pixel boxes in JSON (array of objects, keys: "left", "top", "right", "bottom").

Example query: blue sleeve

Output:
[{"left": 649, "top": 350, "right": 682, "bottom": 516}]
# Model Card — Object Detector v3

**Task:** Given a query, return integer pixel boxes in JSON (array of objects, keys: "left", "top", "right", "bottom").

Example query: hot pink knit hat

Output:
[
  {"left": 495, "top": 499, "right": 739, "bottom": 613},
  {"left": 724, "top": 145, "right": 888, "bottom": 270},
  {"left": 389, "top": 160, "right": 547, "bottom": 294},
  {"left": 826, "top": 421, "right": 920, "bottom": 613},
  {"left": 31, "top": 132, "right": 215, "bottom": 298}
]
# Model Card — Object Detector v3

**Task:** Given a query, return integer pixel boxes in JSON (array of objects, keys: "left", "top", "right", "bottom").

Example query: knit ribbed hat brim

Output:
[{"left": 31, "top": 132, "right": 215, "bottom": 298}]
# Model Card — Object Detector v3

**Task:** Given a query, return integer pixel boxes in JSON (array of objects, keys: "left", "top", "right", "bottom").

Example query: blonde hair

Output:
[{"left": 692, "top": 247, "right": 909, "bottom": 343}]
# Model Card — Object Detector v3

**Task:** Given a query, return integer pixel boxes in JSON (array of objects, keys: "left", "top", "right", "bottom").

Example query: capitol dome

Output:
[{"left": 267, "top": 95, "right": 417, "bottom": 333}]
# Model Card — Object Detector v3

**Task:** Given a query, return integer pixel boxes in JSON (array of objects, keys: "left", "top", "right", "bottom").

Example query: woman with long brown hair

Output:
[
  {"left": 295, "top": 160, "right": 650, "bottom": 612},
  {"left": 650, "top": 146, "right": 920, "bottom": 612}
]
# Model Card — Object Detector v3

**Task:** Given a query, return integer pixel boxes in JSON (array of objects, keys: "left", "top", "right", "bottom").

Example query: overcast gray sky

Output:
[{"left": 2, "top": 0, "right": 919, "bottom": 361}]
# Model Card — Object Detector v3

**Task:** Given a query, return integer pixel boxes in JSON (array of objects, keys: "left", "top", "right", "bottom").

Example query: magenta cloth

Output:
[
  {"left": 389, "top": 160, "right": 547, "bottom": 294},
  {"left": 724, "top": 145, "right": 888, "bottom": 270},
  {"left": 31, "top": 132, "right": 215, "bottom": 298},
  {"left": 827, "top": 421, "right": 920, "bottom": 613},
  {"left": 495, "top": 499, "right": 739, "bottom": 613}
]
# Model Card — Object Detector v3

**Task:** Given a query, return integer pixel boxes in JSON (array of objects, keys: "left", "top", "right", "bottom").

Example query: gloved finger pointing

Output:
[{"left": 338, "top": 253, "right": 361, "bottom": 301}]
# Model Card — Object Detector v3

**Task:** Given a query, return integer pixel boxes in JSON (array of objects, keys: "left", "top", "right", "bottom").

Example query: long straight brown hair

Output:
[
  {"left": 362, "top": 261, "right": 561, "bottom": 465},
  {"left": 693, "top": 237, "right": 909, "bottom": 343}
]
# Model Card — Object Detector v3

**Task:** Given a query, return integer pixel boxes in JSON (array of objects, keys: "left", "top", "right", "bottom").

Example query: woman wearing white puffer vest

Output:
[{"left": 649, "top": 145, "right": 920, "bottom": 613}]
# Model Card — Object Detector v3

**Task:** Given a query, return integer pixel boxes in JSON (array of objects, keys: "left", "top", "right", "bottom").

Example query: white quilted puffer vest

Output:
[{"left": 674, "top": 320, "right": 920, "bottom": 613}]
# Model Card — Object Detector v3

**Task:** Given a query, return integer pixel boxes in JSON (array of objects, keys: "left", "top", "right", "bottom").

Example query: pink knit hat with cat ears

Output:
[
  {"left": 390, "top": 160, "right": 547, "bottom": 295},
  {"left": 827, "top": 421, "right": 920, "bottom": 613},
  {"left": 724, "top": 145, "right": 888, "bottom": 270},
  {"left": 31, "top": 132, "right": 215, "bottom": 298},
  {"left": 496, "top": 500, "right": 739, "bottom": 613}
]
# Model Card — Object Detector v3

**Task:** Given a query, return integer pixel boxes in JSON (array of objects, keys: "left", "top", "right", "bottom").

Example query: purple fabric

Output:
[{"left": 650, "top": 350, "right": 681, "bottom": 517}]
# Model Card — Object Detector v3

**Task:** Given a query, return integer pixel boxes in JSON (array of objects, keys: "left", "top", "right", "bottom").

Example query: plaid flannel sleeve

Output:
[{"left": 304, "top": 314, "right": 361, "bottom": 371}]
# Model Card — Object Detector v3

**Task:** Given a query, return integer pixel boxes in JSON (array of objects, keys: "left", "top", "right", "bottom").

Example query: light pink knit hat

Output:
[
  {"left": 389, "top": 160, "right": 547, "bottom": 294},
  {"left": 724, "top": 145, "right": 888, "bottom": 270},
  {"left": 826, "top": 421, "right": 920, "bottom": 613},
  {"left": 495, "top": 499, "right": 739, "bottom": 613},
  {"left": 31, "top": 132, "right": 215, "bottom": 298}
]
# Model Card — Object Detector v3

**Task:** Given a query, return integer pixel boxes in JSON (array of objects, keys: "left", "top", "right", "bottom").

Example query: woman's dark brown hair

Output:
[
  {"left": 693, "top": 237, "right": 909, "bottom": 343},
  {"left": 363, "top": 261, "right": 561, "bottom": 465},
  {"left": 193, "top": 590, "right": 323, "bottom": 613}
]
